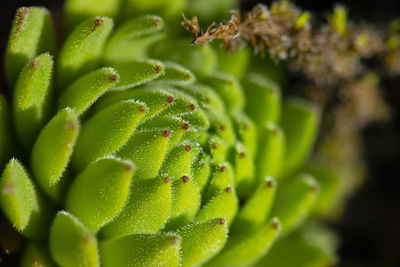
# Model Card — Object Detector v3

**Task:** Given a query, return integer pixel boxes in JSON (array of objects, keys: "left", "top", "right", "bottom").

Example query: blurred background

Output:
[{"left": 0, "top": 0, "right": 399, "bottom": 266}]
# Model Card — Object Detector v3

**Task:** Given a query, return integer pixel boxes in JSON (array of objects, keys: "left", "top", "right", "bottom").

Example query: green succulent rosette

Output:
[{"left": 0, "top": 0, "right": 341, "bottom": 266}]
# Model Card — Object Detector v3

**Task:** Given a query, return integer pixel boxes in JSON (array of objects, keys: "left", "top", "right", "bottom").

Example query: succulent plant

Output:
[{"left": 0, "top": 0, "right": 342, "bottom": 266}]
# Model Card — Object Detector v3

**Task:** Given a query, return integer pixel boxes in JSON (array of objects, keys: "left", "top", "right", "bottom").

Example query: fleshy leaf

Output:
[
  {"left": 270, "top": 174, "right": 319, "bottom": 233},
  {"left": 31, "top": 108, "right": 80, "bottom": 202},
  {"left": 206, "top": 217, "right": 281, "bottom": 267},
  {"left": 203, "top": 162, "right": 235, "bottom": 204},
  {"left": 257, "top": 123, "right": 285, "bottom": 179},
  {"left": 21, "top": 241, "right": 55, "bottom": 267},
  {"left": 196, "top": 186, "right": 238, "bottom": 225},
  {"left": 191, "top": 152, "right": 211, "bottom": 193},
  {"left": 280, "top": 98, "right": 320, "bottom": 177},
  {"left": 231, "top": 111, "right": 257, "bottom": 157},
  {"left": 117, "top": 129, "right": 170, "bottom": 179},
  {"left": 59, "top": 67, "right": 119, "bottom": 115},
  {"left": 177, "top": 218, "right": 228, "bottom": 267},
  {"left": 100, "top": 233, "right": 181, "bottom": 267},
  {"left": 213, "top": 42, "right": 250, "bottom": 78},
  {"left": 57, "top": 16, "right": 113, "bottom": 88},
  {"left": 104, "top": 15, "right": 165, "bottom": 62},
  {"left": 49, "top": 211, "right": 99, "bottom": 267},
  {"left": 0, "top": 95, "right": 14, "bottom": 168},
  {"left": 208, "top": 134, "right": 228, "bottom": 164},
  {"left": 202, "top": 71, "right": 244, "bottom": 113},
  {"left": 13, "top": 53, "right": 53, "bottom": 149},
  {"left": 66, "top": 158, "right": 134, "bottom": 232},
  {"left": 5, "top": 7, "right": 55, "bottom": 85},
  {"left": 242, "top": 72, "right": 281, "bottom": 125},
  {"left": 231, "top": 177, "right": 277, "bottom": 236},
  {"left": 155, "top": 61, "right": 195, "bottom": 85},
  {"left": 164, "top": 176, "right": 200, "bottom": 230},
  {"left": 110, "top": 60, "right": 165, "bottom": 90},
  {"left": 101, "top": 176, "right": 172, "bottom": 239},
  {"left": 231, "top": 142, "right": 255, "bottom": 198},
  {"left": 150, "top": 38, "right": 217, "bottom": 76},
  {"left": 158, "top": 143, "right": 193, "bottom": 180},
  {"left": 64, "top": 0, "right": 121, "bottom": 32},
  {"left": 71, "top": 100, "right": 145, "bottom": 171},
  {"left": 0, "top": 159, "right": 53, "bottom": 239}
]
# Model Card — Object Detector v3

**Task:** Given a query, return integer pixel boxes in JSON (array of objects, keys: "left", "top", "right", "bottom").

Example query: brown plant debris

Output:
[{"left": 182, "top": 0, "right": 400, "bottom": 85}]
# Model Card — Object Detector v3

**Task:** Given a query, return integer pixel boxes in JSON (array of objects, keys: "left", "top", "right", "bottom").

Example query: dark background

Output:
[{"left": 1, "top": 0, "right": 400, "bottom": 266}]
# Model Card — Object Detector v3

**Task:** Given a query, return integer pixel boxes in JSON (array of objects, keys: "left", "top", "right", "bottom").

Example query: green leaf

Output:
[
  {"left": 191, "top": 152, "right": 211, "bottom": 193},
  {"left": 206, "top": 217, "right": 281, "bottom": 267},
  {"left": 213, "top": 42, "right": 250, "bottom": 78},
  {"left": 59, "top": 67, "right": 119, "bottom": 115},
  {"left": 0, "top": 159, "right": 36, "bottom": 231},
  {"left": 242, "top": 72, "right": 281, "bottom": 125},
  {"left": 71, "top": 100, "right": 145, "bottom": 171},
  {"left": 110, "top": 59, "right": 165, "bottom": 90},
  {"left": 66, "top": 158, "right": 134, "bottom": 232},
  {"left": 155, "top": 61, "right": 195, "bottom": 85},
  {"left": 177, "top": 218, "right": 228, "bottom": 267},
  {"left": 196, "top": 186, "right": 238, "bottom": 225},
  {"left": 270, "top": 174, "right": 319, "bottom": 234},
  {"left": 231, "top": 177, "right": 277, "bottom": 236},
  {"left": 150, "top": 39, "right": 217, "bottom": 77},
  {"left": 101, "top": 176, "right": 172, "bottom": 239},
  {"left": 255, "top": 224, "right": 338, "bottom": 267},
  {"left": 231, "top": 111, "right": 258, "bottom": 157},
  {"left": 13, "top": 53, "right": 53, "bottom": 149},
  {"left": 100, "top": 233, "right": 181, "bottom": 267},
  {"left": 57, "top": 16, "right": 113, "bottom": 88},
  {"left": 0, "top": 159, "right": 53, "bottom": 239},
  {"left": 203, "top": 162, "right": 235, "bottom": 204},
  {"left": 164, "top": 176, "right": 200, "bottom": 230},
  {"left": 303, "top": 164, "right": 341, "bottom": 218},
  {"left": 120, "top": 0, "right": 185, "bottom": 20},
  {"left": 64, "top": 0, "right": 121, "bottom": 33},
  {"left": 158, "top": 143, "right": 193, "bottom": 180},
  {"left": 117, "top": 129, "right": 170, "bottom": 179},
  {"left": 231, "top": 142, "right": 255, "bottom": 198},
  {"left": 0, "top": 95, "right": 14, "bottom": 169},
  {"left": 21, "top": 241, "right": 56, "bottom": 267},
  {"left": 208, "top": 134, "right": 228, "bottom": 164},
  {"left": 179, "top": 83, "right": 226, "bottom": 114},
  {"left": 257, "top": 123, "right": 285, "bottom": 179},
  {"left": 104, "top": 15, "right": 165, "bottom": 62},
  {"left": 49, "top": 211, "right": 99, "bottom": 267},
  {"left": 5, "top": 7, "right": 55, "bottom": 85},
  {"left": 93, "top": 87, "right": 175, "bottom": 121},
  {"left": 206, "top": 109, "right": 236, "bottom": 146},
  {"left": 202, "top": 71, "right": 245, "bottom": 113},
  {"left": 280, "top": 98, "right": 320, "bottom": 177},
  {"left": 31, "top": 108, "right": 80, "bottom": 202}
]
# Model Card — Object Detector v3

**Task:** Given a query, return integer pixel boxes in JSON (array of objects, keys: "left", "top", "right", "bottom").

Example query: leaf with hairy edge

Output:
[
  {"left": 191, "top": 153, "right": 211, "bottom": 193},
  {"left": 101, "top": 176, "right": 172, "bottom": 239},
  {"left": 196, "top": 186, "right": 238, "bottom": 225},
  {"left": 21, "top": 242, "right": 56, "bottom": 267},
  {"left": 231, "top": 177, "right": 277, "bottom": 236},
  {"left": 57, "top": 16, "right": 113, "bottom": 88},
  {"left": 242, "top": 72, "right": 281, "bottom": 125},
  {"left": 13, "top": 53, "right": 53, "bottom": 149},
  {"left": 203, "top": 162, "right": 235, "bottom": 204},
  {"left": 66, "top": 158, "right": 134, "bottom": 232},
  {"left": 59, "top": 67, "right": 119, "bottom": 115},
  {"left": 232, "top": 111, "right": 257, "bottom": 157},
  {"left": 64, "top": 0, "right": 121, "bottom": 32},
  {"left": 280, "top": 98, "right": 320, "bottom": 177},
  {"left": 117, "top": 129, "right": 170, "bottom": 179},
  {"left": 158, "top": 143, "right": 192, "bottom": 180},
  {"left": 31, "top": 108, "right": 80, "bottom": 202},
  {"left": 105, "top": 15, "right": 165, "bottom": 62},
  {"left": 178, "top": 218, "right": 228, "bottom": 267},
  {"left": 5, "top": 7, "right": 55, "bottom": 85},
  {"left": 257, "top": 123, "right": 285, "bottom": 179},
  {"left": 270, "top": 174, "right": 319, "bottom": 234},
  {"left": 49, "top": 211, "right": 99, "bottom": 267},
  {"left": 155, "top": 61, "right": 195, "bottom": 85},
  {"left": 0, "top": 95, "right": 14, "bottom": 169},
  {"left": 110, "top": 60, "right": 165, "bottom": 90},
  {"left": 164, "top": 176, "right": 200, "bottom": 230},
  {"left": 71, "top": 100, "right": 146, "bottom": 171},
  {"left": 0, "top": 159, "right": 53, "bottom": 239},
  {"left": 207, "top": 218, "right": 281, "bottom": 267},
  {"left": 100, "top": 233, "right": 181, "bottom": 267},
  {"left": 231, "top": 142, "right": 255, "bottom": 198}
]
